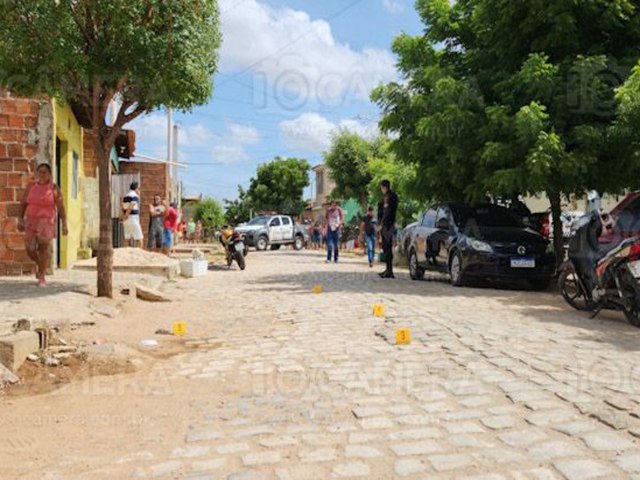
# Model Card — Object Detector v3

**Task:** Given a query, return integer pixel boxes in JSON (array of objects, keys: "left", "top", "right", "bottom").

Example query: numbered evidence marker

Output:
[
  {"left": 396, "top": 328, "right": 411, "bottom": 345},
  {"left": 172, "top": 321, "right": 187, "bottom": 337},
  {"left": 373, "top": 303, "right": 385, "bottom": 317},
  {"left": 312, "top": 284, "right": 323, "bottom": 294}
]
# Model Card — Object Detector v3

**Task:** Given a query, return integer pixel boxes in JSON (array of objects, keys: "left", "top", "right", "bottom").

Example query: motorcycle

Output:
[
  {"left": 558, "top": 211, "right": 640, "bottom": 327},
  {"left": 218, "top": 226, "right": 248, "bottom": 270}
]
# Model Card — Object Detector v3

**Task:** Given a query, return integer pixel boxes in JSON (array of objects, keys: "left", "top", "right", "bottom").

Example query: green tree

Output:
[
  {"left": 0, "top": 1, "right": 221, "bottom": 296},
  {"left": 224, "top": 186, "right": 253, "bottom": 225},
  {"left": 367, "top": 138, "right": 423, "bottom": 226},
  {"left": 247, "top": 157, "right": 310, "bottom": 216},
  {"left": 195, "top": 198, "right": 225, "bottom": 239},
  {"left": 325, "top": 130, "right": 373, "bottom": 209},
  {"left": 373, "top": 0, "right": 640, "bottom": 267}
]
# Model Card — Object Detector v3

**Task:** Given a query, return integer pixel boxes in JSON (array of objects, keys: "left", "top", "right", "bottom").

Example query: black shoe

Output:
[
  {"left": 369, "top": 262, "right": 373, "bottom": 268},
  {"left": 380, "top": 271, "right": 395, "bottom": 279},
  {"left": 378, "top": 271, "right": 389, "bottom": 278}
]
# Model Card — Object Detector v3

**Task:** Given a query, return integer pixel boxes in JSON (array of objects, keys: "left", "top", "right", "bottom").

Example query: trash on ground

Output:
[{"left": 140, "top": 339, "right": 159, "bottom": 348}]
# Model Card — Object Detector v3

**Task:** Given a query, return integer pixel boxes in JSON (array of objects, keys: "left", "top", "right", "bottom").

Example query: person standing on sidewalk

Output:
[
  {"left": 18, "top": 163, "right": 68, "bottom": 287},
  {"left": 163, "top": 201, "right": 178, "bottom": 255},
  {"left": 121, "top": 181, "right": 143, "bottom": 248},
  {"left": 324, "top": 200, "right": 344, "bottom": 263},
  {"left": 147, "top": 194, "right": 166, "bottom": 252},
  {"left": 360, "top": 206, "right": 377, "bottom": 268},
  {"left": 378, "top": 180, "right": 398, "bottom": 278}
]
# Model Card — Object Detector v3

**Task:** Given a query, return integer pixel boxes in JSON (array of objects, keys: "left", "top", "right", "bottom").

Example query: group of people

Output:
[
  {"left": 319, "top": 179, "right": 399, "bottom": 279},
  {"left": 121, "top": 182, "right": 203, "bottom": 252}
]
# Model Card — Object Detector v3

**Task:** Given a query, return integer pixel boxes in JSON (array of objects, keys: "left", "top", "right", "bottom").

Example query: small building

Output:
[
  {"left": 0, "top": 90, "right": 107, "bottom": 274},
  {"left": 304, "top": 163, "right": 362, "bottom": 225}
]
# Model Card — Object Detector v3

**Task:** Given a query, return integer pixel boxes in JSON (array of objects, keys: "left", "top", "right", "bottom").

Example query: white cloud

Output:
[
  {"left": 212, "top": 121, "right": 262, "bottom": 164},
  {"left": 212, "top": 144, "right": 250, "bottom": 164},
  {"left": 219, "top": 0, "right": 397, "bottom": 105},
  {"left": 228, "top": 123, "right": 260, "bottom": 144},
  {"left": 131, "top": 114, "right": 213, "bottom": 148},
  {"left": 279, "top": 112, "right": 379, "bottom": 152},
  {"left": 382, "top": 0, "right": 405, "bottom": 14}
]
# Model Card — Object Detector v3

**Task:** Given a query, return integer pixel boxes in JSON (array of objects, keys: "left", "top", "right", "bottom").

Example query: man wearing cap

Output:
[
  {"left": 122, "top": 181, "right": 143, "bottom": 248},
  {"left": 377, "top": 179, "right": 398, "bottom": 278}
]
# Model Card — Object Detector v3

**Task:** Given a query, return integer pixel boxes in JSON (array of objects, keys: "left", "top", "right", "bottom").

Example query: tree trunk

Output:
[
  {"left": 95, "top": 131, "right": 113, "bottom": 298},
  {"left": 549, "top": 190, "right": 564, "bottom": 272}
]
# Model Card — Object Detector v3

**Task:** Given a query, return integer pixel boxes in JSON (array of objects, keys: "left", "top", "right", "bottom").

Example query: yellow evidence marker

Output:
[
  {"left": 172, "top": 321, "right": 188, "bottom": 337},
  {"left": 312, "top": 284, "right": 323, "bottom": 294},
  {"left": 396, "top": 328, "right": 411, "bottom": 345},
  {"left": 373, "top": 303, "right": 385, "bottom": 317}
]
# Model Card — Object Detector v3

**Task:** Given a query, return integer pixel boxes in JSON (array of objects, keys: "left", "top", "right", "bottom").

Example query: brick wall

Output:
[
  {"left": 0, "top": 91, "right": 53, "bottom": 276},
  {"left": 119, "top": 161, "right": 169, "bottom": 235}
]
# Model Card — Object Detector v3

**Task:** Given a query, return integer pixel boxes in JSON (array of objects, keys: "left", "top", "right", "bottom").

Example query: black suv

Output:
[{"left": 405, "top": 203, "right": 555, "bottom": 289}]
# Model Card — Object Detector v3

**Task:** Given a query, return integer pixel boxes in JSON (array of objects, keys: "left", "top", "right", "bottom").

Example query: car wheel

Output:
[
  {"left": 409, "top": 249, "right": 425, "bottom": 281},
  {"left": 294, "top": 235, "right": 305, "bottom": 251},
  {"left": 449, "top": 251, "right": 466, "bottom": 287},
  {"left": 256, "top": 236, "right": 269, "bottom": 251}
]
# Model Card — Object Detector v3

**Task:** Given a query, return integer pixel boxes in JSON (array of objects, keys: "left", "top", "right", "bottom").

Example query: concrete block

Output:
[{"left": 0, "top": 331, "right": 40, "bottom": 371}]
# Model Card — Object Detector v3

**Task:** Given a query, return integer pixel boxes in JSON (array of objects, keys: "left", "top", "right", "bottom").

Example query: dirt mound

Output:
[{"left": 74, "top": 248, "right": 178, "bottom": 268}]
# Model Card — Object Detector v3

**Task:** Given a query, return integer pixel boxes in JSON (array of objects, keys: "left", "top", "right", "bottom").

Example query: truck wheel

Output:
[
  {"left": 256, "top": 236, "right": 269, "bottom": 251},
  {"left": 449, "top": 251, "right": 466, "bottom": 287},
  {"left": 294, "top": 235, "right": 304, "bottom": 251}
]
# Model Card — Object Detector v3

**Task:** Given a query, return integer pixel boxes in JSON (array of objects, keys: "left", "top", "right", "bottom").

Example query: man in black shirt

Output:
[
  {"left": 360, "top": 206, "right": 377, "bottom": 267},
  {"left": 377, "top": 179, "right": 399, "bottom": 278}
]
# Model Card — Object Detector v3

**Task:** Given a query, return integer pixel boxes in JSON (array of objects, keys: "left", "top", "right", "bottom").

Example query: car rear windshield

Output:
[
  {"left": 452, "top": 205, "right": 523, "bottom": 228},
  {"left": 248, "top": 216, "right": 269, "bottom": 225}
]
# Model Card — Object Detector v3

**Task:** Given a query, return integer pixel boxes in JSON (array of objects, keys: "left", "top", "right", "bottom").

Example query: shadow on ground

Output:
[{"left": 0, "top": 280, "right": 88, "bottom": 302}]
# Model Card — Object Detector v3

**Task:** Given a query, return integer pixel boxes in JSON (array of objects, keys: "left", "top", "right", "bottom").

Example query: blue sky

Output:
[{"left": 131, "top": 0, "right": 424, "bottom": 202}]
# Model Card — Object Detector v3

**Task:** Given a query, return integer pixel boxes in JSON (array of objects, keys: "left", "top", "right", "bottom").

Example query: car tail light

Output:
[{"left": 629, "top": 243, "right": 640, "bottom": 260}]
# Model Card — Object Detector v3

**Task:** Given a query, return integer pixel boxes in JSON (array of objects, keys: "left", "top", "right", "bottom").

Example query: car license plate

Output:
[
  {"left": 235, "top": 242, "right": 245, "bottom": 251},
  {"left": 511, "top": 257, "right": 535, "bottom": 268},
  {"left": 628, "top": 260, "right": 640, "bottom": 278}
]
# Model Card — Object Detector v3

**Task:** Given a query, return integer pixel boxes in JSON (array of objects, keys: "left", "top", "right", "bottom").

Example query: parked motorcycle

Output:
[
  {"left": 218, "top": 227, "right": 248, "bottom": 270},
  {"left": 558, "top": 211, "right": 640, "bottom": 327}
]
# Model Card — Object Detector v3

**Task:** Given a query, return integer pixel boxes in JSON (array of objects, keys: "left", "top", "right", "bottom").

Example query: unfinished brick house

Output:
[{"left": 0, "top": 90, "right": 102, "bottom": 275}]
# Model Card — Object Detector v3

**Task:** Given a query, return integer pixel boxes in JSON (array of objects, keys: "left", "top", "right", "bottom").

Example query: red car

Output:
[{"left": 600, "top": 192, "right": 640, "bottom": 245}]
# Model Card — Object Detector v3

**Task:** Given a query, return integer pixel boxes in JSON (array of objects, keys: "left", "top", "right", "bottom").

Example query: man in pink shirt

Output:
[{"left": 323, "top": 200, "right": 344, "bottom": 263}]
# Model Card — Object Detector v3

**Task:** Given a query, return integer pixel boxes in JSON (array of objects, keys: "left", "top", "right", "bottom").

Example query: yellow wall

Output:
[{"left": 52, "top": 100, "right": 84, "bottom": 269}]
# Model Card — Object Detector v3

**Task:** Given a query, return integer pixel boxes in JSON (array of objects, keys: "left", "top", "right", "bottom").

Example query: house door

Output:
[{"left": 55, "top": 137, "right": 62, "bottom": 268}]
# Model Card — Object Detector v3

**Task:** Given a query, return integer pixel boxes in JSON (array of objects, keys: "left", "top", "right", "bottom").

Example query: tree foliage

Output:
[
  {"left": 246, "top": 157, "right": 310, "bottom": 216},
  {"left": 195, "top": 197, "right": 225, "bottom": 234},
  {"left": 224, "top": 186, "right": 253, "bottom": 225},
  {"left": 373, "top": 0, "right": 640, "bottom": 264},
  {"left": 0, "top": 0, "right": 222, "bottom": 296},
  {"left": 366, "top": 138, "right": 423, "bottom": 226},
  {"left": 324, "top": 130, "right": 374, "bottom": 208}
]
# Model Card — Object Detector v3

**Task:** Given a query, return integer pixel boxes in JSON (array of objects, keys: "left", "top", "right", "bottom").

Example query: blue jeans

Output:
[
  {"left": 164, "top": 228, "right": 173, "bottom": 248},
  {"left": 326, "top": 229, "right": 340, "bottom": 262},
  {"left": 365, "top": 233, "right": 376, "bottom": 263}
]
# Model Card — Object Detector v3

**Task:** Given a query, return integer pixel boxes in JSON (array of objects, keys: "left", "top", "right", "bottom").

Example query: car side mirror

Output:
[{"left": 436, "top": 218, "right": 449, "bottom": 231}]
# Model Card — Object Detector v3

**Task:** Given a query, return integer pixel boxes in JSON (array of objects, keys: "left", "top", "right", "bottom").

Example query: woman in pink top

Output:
[{"left": 17, "top": 163, "right": 67, "bottom": 286}]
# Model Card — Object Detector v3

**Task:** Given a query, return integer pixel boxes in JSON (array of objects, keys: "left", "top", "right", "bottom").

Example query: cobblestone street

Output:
[{"left": 4, "top": 250, "right": 640, "bottom": 479}]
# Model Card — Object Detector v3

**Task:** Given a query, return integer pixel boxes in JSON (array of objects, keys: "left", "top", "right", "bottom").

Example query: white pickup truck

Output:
[{"left": 235, "top": 215, "right": 308, "bottom": 251}]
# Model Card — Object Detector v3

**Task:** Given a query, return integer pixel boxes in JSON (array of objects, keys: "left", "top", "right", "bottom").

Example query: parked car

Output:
[
  {"left": 600, "top": 191, "right": 640, "bottom": 245},
  {"left": 404, "top": 203, "right": 555, "bottom": 289},
  {"left": 235, "top": 215, "right": 308, "bottom": 251},
  {"left": 524, "top": 210, "right": 584, "bottom": 244}
]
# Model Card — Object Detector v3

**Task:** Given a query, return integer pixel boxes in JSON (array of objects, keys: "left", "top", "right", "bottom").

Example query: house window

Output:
[
  {"left": 316, "top": 171, "right": 324, "bottom": 195},
  {"left": 72, "top": 151, "right": 79, "bottom": 199}
]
